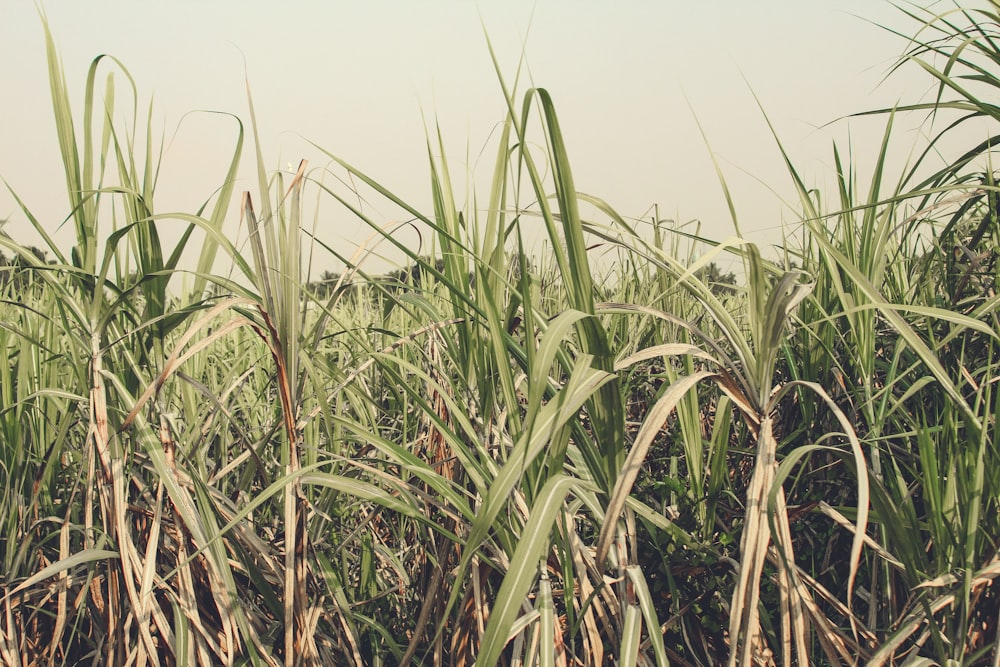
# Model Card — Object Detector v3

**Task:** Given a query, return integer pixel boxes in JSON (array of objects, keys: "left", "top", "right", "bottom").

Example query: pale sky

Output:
[{"left": 0, "top": 1, "right": 949, "bottom": 275}]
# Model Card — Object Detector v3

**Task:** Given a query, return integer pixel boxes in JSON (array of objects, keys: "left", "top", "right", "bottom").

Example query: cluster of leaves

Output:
[{"left": 2, "top": 3, "right": 1000, "bottom": 666}]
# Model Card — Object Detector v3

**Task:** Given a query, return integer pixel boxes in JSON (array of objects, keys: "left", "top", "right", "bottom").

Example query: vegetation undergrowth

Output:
[{"left": 2, "top": 2, "right": 1000, "bottom": 665}]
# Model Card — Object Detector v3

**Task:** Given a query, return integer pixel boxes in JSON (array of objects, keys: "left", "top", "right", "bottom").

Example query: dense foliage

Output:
[{"left": 2, "top": 3, "right": 1000, "bottom": 665}]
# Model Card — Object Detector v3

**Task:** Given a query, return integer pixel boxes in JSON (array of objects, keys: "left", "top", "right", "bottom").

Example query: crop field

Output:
[{"left": 2, "top": 4, "right": 1000, "bottom": 666}]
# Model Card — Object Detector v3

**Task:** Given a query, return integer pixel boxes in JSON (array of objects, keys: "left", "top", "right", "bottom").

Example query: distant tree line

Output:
[
  {"left": 0, "top": 240, "right": 737, "bottom": 306},
  {"left": 695, "top": 262, "right": 737, "bottom": 295},
  {"left": 307, "top": 256, "right": 467, "bottom": 301},
  {"left": 0, "top": 244, "right": 53, "bottom": 294}
]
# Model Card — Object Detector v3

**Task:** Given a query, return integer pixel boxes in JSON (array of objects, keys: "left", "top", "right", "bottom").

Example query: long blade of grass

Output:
[{"left": 475, "top": 474, "right": 580, "bottom": 667}]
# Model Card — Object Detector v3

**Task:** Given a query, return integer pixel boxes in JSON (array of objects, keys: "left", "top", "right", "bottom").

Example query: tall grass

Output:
[{"left": 2, "top": 2, "right": 1000, "bottom": 665}]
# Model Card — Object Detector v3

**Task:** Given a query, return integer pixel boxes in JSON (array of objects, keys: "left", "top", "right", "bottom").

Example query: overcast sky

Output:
[{"left": 0, "top": 2, "right": 950, "bottom": 274}]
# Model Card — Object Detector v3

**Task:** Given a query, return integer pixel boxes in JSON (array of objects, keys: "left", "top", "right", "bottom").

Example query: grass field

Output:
[{"left": 2, "top": 3, "right": 1000, "bottom": 666}]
